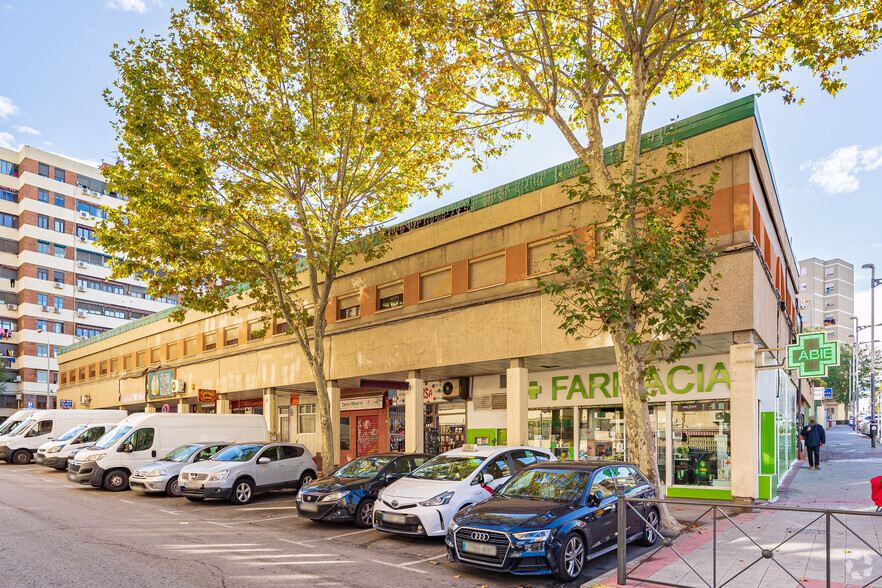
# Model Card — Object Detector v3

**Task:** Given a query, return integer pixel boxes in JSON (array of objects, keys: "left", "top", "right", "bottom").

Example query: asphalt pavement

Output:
[{"left": 0, "top": 463, "right": 652, "bottom": 587}]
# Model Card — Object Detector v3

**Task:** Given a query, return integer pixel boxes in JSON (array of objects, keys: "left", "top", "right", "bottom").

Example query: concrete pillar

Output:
[
  {"left": 327, "top": 381, "right": 341, "bottom": 468},
  {"left": 263, "top": 387, "right": 279, "bottom": 441},
  {"left": 730, "top": 343, "right": 758, "bottom": 501},
  {"left": 405, "top": 370, "right": 424, "bottom": 453},
  {"left": 144, "top": 404, "right": 156, "bottom": 413},
  {"left": 216, "top": 395, "right": 230, "bottom": 414},
  {"left": 506, "top": 358, "right": 529, "bottom": 446},
  {"left": 178, "top": 397, "right": 187, "bottom": 414}
]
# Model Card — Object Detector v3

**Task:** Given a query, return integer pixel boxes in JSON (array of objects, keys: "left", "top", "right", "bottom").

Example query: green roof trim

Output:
[{"left": 59, "top": 95, "right": 763, "bottom": 357}]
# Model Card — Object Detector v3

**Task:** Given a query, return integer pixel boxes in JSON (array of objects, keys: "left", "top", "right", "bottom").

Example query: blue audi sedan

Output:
[{"left": 445, "top": 460, "right": 659, "bottom": 582}]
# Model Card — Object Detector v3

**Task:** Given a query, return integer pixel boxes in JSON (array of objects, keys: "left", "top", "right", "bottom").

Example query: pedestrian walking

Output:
[{"left": 801, "top": 416, "right": 826, "bottom": 470}]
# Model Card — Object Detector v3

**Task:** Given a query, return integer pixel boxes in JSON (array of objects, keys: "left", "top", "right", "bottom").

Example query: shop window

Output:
[
  {"left": 135, "top": 351, "right": 146, "bottom": 367},
  {"left": 248, "top": 319, "right": 264, "bottom": 341},
  {"left": 298, "top": 404, "right": 316, "bottom": 434},
  {"left": 530, "top": 408, "right": 575, "bottom": 459},
  {"left": 110, "top": 358, "right": 119, "bottom": 373},
  {"left": 424, "top": 401, "right": 465, "bottom": 454},
  {"left": 527, "top": 235, "right": 563, "bottom": 276},
  {"left": 419, "top": 266, "right": 452, "bottom": 301},
  {"left": 183, "top": 337, "right": 196, "bottom": 356},
  {"left": 377, "top": 280, "right": 404, "bottom": 311},
  {"left": 150, "top": 347, "right": 161, "bottom": 363},
  {"left": 672, "top": 400, "right": 730, "bottom": 487},
  {"left": 99, "top": 361, "right": 108, "bottom": 376},
  {"left": 340, "top": 417, "right": 351, "bottom": 451},
  {"left": 468, "top": 251, "right": 505, "bottom": 290},
  {"left": 166, "top": 342, "right": 178, "bottom": 360},
  {"left": 203, "top": 331, "right": 216, "bottom": 352},
  {"left": 224, "top": 326, "right": 239, "bottom": 347},
  {"left": 337, "top": 293, "right": 360, "bottom": 320}
]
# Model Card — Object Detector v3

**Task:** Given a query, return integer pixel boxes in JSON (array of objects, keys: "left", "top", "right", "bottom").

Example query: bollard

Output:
[{"left": 617, "top": 485, "right": 627, "bottom": 585}]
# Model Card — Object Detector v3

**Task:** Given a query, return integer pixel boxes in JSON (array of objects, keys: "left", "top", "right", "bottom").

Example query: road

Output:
[{"left": 0, "top": 463, "right": 650, "bottom": 587}]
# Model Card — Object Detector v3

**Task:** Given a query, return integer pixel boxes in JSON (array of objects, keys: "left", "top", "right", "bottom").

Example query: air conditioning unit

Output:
[
  {"left": 78, "top": 236, "right": 87, "bottom": 243},
  {"left": 52, "top": 307, "right": 60, "bottom": 314},
  {"left": 5, "top": 303, "right": 16, "bottom": 311},
  {"left": 80, "top": 394, "right": 91, "bottom": 405},
  {"left": 172, "top": 379, "right": 187, "bottom": 395},
  {"left": 440, "top": 377, "right": 471, "bottom": 401},
  {"left": 77, "top": 285, "right": 86, "bottom": 293},
  {"left": 41, "top": 305, "right": 49, "bottom": 312},
  {"left": 53, "top": 281, "right": 63, "bottom": 289},
  {"left": 77, "top": 261, "right": 87, "bottom": 269},
  {"left": 15, "top": 376, "right": 21, "bottom": 383},
  {"left": 79, "top": 211, "right": 89, "bottom": 219},
  {"left": 77, "top": 310, "right": 86, "bottom": 318},
  {"left": 80, "top": 187, "right": 90, "bottom": 195}
]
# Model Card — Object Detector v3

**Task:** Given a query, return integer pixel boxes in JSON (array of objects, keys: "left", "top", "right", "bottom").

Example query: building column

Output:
[
  {"left": 327, "top": 381, "right": 341, "bottom": 469},
  {"left": 506, "top": 358, "right": 529, "bottom": 446},
  {"left": 405, "top": 370, "right": 424, "bottom": 453},
  {"left": 178, "top": 397, "right": 187, "bottom": 414},
  {"left": 216, "top": 395, "right": 230, "bottom": 414},
  {"left": 263, "top": 387, "right": 278, "bottom": 441},
  {"left": 144, "top": 404, "right": 156, "bottom": 413},
  {"left": 730, "top": 343, "right": 758, "bottom": 501}
]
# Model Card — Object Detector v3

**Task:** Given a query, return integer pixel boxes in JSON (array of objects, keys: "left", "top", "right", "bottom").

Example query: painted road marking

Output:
[
  {"left": 279, "top": 528, "right": 374, "bottom": 548},
  {"left": 208, "top": 514, "right": 302, "bottom": 526},
  {"left": 160, "top": 509, "right": 180, "bottom": 516},
  {"left": 120, "top": 499, "right": 135, "bottom": 504},
  {"left": 372, "top": 553, "right": 448, "bottom": 574},
  {"left": 229, "top": 575, "right": 318, "bottom": 581},
  {"left": 244, "top": 560, "right": 352, "bottom": 566},
  {"left": 225, "top": 554, "right": 331, "bottom": 560},
  {"left": 175, "top": 548, "right": 281, "bottom": 554},
  {"left": 161, "top": 544, "right": 259, "bottom": 548}
]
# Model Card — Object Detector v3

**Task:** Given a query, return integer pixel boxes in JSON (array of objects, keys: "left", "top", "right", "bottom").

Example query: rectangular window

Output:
[
  {"left": 37, "top": 215, "right": 49, "bottom": 229},
  {"left": 38, "top": 189, "right": 49, "bottom": 203},
  {"left": 110, "top": 358, "right": 119, "bottom": 373},
  {"left": 38, "top": 163, "right": 50, "bottom": 177},
  {"left": 99, "top": 361, "right": 108, "bottom": 375},
  {"left": 54, "top": 244, "right": 65, "bottom": 258},
  {"left": 527, "top": 236, "right": 561, "bottom": 276},
  {"left": 54, "top": 193, "right": 65, "bottom": 207},
  {"left": 0, "top": 160, "right": 17, "bottom": 176},
  {"left": 37, "top": 344, "right": 48, "bottom": 358},
  {"left": 248, "top": 319, "right": 264, "bottom": 341},
  {"left": 203, "top": 331, "right": 216, "bottom": 352},
  {"left": 419, "top": 266, "right": 452, "bottom": 301},
  {"left": 166, "top": 342, "right": 178, "bottom": 361},
  {"left": 53, "top": 296, "right": 64, "bottom": 310},
  {"left": 224, "top": 325, "right": 239, "bottom": 347},
  {"left": 150, "top": 347, "right": 161, "bottom": 363},
  {"left": 671, "top": 400, "right": 730, "bottom": 488},
  {"left": 377, "top": 281, "right": 404, "bottom": 311},
  {"left": 52, "top": 322, "right": 62, "bottom": 334},
  {"left": 60, "top": 372, "right": 67, "bottom": 385},
  {"left": 37, "top": 241, "right": 49, "bottom": 255},
  {"left": 468, "top": 251, "right": 505, "bottom": 290},
  {"left": 37, "top": 370, "right": 48, "bottom": 383},
  {"left": 0, "top": 238, "right": 17, "bottom": 254},
  {"left": 53, "top": 270, "right": 64, "bottom": 283},
  {"left": 54, "top": 219, "right": 65, "bottom": 233},
  {"left": 77, "top": 175, "right": 107, "bottom": 194},
  {"left": 37, "top": 293, "right": 49, "bottom": 306},
  {"left": 0, "top": 213, "right": 16, "bottom": 229},
  {"left": 183, "top": 337, "right": 196, "bottom": 356},
  {"left": 337, "top": 293, "right": 360, "bottom": 320},
  {"left": 51, "top": 346, "right": 57, "bottom": 358},
  {"left": 135, "top": 351, "right": 146, "bottom": 367},
  {"left": 299, "top": 404, "right": 316, "bottom": 434},
  {"left": 122, "top": 355, "right": 132, "bottom": 370},
  {"left": 54, "top": 168, "right": 65, "bottom": 183},
  {"left": 274, "top": 320, "right": 288, "bottom": 336},
  {"left": 76, "top": 226, "right": 96, "bottom": 241},
  {"left": 88, "top": 364, "right": 96, "bottom": 378},
  {"left": 0, "top": 189, "right": 15, "bottom": 203}
]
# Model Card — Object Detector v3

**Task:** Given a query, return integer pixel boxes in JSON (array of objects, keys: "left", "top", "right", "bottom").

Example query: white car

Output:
[
  {"left": 35, "top": 422, "right": 118, "bottom": 470},
  {"left": 373, "top": 445, "right": 555, "bottom": 537}
]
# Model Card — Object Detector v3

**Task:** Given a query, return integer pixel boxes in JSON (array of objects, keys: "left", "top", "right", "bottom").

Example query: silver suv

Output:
[
  {"left": 130, "top": 443, "right": 229, "bottom": 497},
  {"left": 179, "top": 442, "right": 316, "bottom": 505}
]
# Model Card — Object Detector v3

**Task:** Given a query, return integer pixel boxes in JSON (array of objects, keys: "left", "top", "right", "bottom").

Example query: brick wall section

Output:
[{"left": 18, "top": 158, "right": 37, "bottom": 176}]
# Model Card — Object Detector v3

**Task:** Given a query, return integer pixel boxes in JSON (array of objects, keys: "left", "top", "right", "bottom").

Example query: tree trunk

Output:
[{"left": 308, "top": 345, "right": 336, "bottom": 476}]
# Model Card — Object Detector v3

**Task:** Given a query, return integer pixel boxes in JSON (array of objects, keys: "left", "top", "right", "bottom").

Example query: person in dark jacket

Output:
[{"left": 801, "top": 416, "right": 826, "bottom": 470}]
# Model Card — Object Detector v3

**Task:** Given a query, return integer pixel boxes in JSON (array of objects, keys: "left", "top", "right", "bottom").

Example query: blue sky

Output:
[{"left": 1, "top": 0, "right": 881, "bottom": 329}]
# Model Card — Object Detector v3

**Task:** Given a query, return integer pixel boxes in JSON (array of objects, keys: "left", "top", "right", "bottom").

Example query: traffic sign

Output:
[
  {"left": 161, "top": 404, "right": 170, "bottom": 413},
  {"left": 25, "top": 401, "right": 34, "bottom": 409},
  {"left": 824, "top": 388, "right": 833, "bottom": 399},
  {"left": 59, "top": 399, "right": 73, "bottom": 409},
  {"left": 786, "top": 332, "right": 839, "bottom": 378}
]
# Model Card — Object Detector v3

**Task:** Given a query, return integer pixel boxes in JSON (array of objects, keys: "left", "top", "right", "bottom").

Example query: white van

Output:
[
  {"left": 68, "top": 413, "right": 268, "bottom": 491},
  {"left": 0, "top": 410, "right": 36, "bottom": 438},
  {"left": 0, "top": 409, "right": 127, "bottom": 465},
  {"left": 36, "top": 421, "right": 124, "bottom": 470}
]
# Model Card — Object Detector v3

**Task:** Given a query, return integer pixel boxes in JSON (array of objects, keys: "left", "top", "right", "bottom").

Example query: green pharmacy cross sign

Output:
[{"left": 786, "top": 332, "right": 840, "bottom": 378}]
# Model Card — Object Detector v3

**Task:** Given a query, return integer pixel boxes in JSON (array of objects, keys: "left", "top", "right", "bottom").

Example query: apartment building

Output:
[
  {"left": 0, "top": 145, "right": 175, "bottom": 417},
  {"left": 797, "top": 258, "right": 854, "bottom": 344}
]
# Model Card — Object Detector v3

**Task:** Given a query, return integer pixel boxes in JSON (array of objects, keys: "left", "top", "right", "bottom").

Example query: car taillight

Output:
[{"left": 312, "top": 457, "right": 317, "bottom": 465}]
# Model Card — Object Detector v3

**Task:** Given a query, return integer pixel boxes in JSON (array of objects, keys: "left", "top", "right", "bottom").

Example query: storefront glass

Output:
[
  {"left": 578, "top": 407, "right": 624, "bottom": 461},
  {"left": 425, "top": 401, "right": 466, "bottom": 455},
  {"left": 389, "top": 405, "right": 405, "bottom": 452},
  {"left": 671, "top": 400, "right": 730, "bottom": 488},
  {"left": 528, "top": 408, "right": 575, "bottom": 459}
]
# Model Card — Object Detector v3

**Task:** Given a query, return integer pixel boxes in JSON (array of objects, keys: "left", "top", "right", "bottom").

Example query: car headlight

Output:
[
  {"left": 208, "top": 470, "right": 229, "bottom": 481},
  {"left": 147, "top": 470, "right": 167, "bottom": 478},
  {"left": 321, "top": 490, "right": 350, "bottom": 502},
  {"left": 419, "top": 491, "right": 455, "bottom": 507},
  {"left": 79, "top": 453, "right": 106, "bottom": 463},
  {"left": 376, "top": 488, "right": 385, "bottom": 500},
  {"left": 512, "top": 529, "right": 551, "bottom": 542},
  {"left": 45, "top": 446, "right": 62, "bottom": 454},
  {"left": 448, "top": 518, "right": 461, "bottom": 533}
]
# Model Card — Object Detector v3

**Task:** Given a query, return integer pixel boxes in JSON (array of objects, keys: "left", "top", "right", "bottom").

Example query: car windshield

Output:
[
  {"left": 333, "top": 456, "right": 395, "bottom": 478},
  {"left": 162, "top": 445, "right": 202, "bottom": 462},
  {"left": 92, "top": 425, "right": 132, "bottom": 450},
  {"left": 6, "top": 418, "right": 34, "bottom": 436},
  {"left": 0, "top": 418, "right": 25, "bottom": 435},
  {"left": 56, "top": 425, "right": 88, "bottom": 442},
  {"left": 409, "top": 455, "right": 484, "bottom": 481},
  {"left": 213, "top": 444, "right": 262, "bottom": 462},
  {"left": 499, "top": 469, "right": 592, "bottom": 502}
]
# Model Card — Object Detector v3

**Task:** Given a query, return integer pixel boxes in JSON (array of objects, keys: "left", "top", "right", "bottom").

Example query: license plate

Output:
[
  {"left": 180, "top": 481, "right": 187, "bottom": 488},
  {"left": 300, "top": 502, "right": 318, "bottom": 512},
  {"left": 382, "top": 512, "right": 406, "bottom": 524},
  {"left": 462, "top": 541, "right": 496, "bottom": 556}
]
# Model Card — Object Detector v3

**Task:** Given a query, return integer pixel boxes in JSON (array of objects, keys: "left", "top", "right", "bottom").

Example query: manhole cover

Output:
[{"left": 788, "top": 529, "right": 826, "bottom": 535}]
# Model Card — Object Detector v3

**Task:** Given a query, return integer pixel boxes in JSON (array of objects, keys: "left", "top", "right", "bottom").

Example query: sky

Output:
[{"left": 1, "top": 0, "right": 881, "bottom": 333}]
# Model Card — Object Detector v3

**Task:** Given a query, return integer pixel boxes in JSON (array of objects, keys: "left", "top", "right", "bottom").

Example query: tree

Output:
[
  {"left": 101, "top": 0, "right": 467, "bottom": 472},
  {"left": 820, "top": 344, "right": 881, "bottom": 415},
  {"left": 441, "top": 0, "right": 882, "bottom": 527}
]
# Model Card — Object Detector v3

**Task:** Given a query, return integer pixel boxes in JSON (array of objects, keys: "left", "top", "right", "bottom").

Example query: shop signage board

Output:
[
  {"left": 59, "top": 399, "right": 73, "bottom": 409},
  {"left": 231, "top": 398, "right": 263, "bottom": 410},
  {"left": 526, "top": 355, "right": 731, "bottom": 409},
  {"left": 813, "top": 387, "right": 826, "bottom": 400},
  {"left": 786, "top": 332, "right": 839, "bottom": 378},
  {"left": 197, "top": 389, "right": 217, "bottom": 402},
  {"left": 147, "top": 369, "right": 176, "bottom": 399},
  {"left": 340, "top": 396, "right": 383, "bottom": 411},
  {"left": 120, "top": 392, "right": 146, "bottom": 404}
]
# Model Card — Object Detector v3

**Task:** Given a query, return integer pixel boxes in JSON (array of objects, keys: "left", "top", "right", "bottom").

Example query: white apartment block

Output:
[
  {"left": 0, "top": 146, "right": 176, "bottom": 417},
  {"left": 798, "top": 257, "right": 854, "bottom": 344}
]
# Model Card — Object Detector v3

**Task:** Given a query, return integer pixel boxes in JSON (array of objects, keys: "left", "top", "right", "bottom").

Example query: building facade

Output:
[
  {"left": 58, "top": 97, "right": 810, "bottom": 502},
  {"left": 0, "top": 146, "right": 176, "bottom": 416}
]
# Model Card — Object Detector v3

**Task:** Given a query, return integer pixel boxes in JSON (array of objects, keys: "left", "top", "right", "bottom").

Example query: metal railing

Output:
[{"left": 615, "top": 488, "right": 882, "bottom": 588}]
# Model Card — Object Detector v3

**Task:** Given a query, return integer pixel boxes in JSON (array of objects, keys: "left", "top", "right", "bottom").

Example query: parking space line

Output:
[
  {"left": 240, "top": 506, "right": 300, "bottom": 511},
  {"left": 174, "top": 548, "right": 281, "bottom": 554},
  {"left": 161, "top": 543, "right": 259, "bottom": 548},
  {"left": 206, "top": 514, "right": 302, "bottom": 526},
  {"left": 371, "top": 552, "right": 448, "bottom": 574},
  {"left": 120, "top": 499, "right": 135, "bottom": 504},
  {"left": 325, "top": 528, "right": 375, "bottom": 540},
  {"left": 159, "top": 509, "right": 180, "bottom": 516},
  {"left": 245, "top": 560, "right": 352, "bottom": 566},
  {"left": 225, "top": 554, "right": 331, "bottom": 560},
  {"left": 372, "top": 560, "right": 428, "bottom": 574}
]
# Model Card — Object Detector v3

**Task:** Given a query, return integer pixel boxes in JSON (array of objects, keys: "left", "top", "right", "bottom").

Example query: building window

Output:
[
  {"left": 183, "top": 337, "right": 196, "bottom": 356},
  {"left": 135, "top": 351, "right": 146, "bottom": 367},
  {"left": 37, "top": 344, "right": 48, "bottom": 358},
  {"left": 79, "top": 367, "right": 86, "bottom": 381},
  {"left": 53, "top": 270, "right": 64, "bottom": 283},
  {"left": 54, "top": 219, "right": 65, "bottom": 233},
  {"left": 54, "top": 244, "right": 66, "bottom": 258},
  {"left": 298, "top": 404, "right": 316, "bottom": 434},
  {"left": 37, "top": 293, "right": 49, "bottom": 306},
  {"left": 224, "top": 326, "right": 239, "bottom": 347},
  {"left": 419, "top": 266, "right": 452, "bottom": 301},
  {"left": 123, "top": 355, "right": 132, "bottom": 370},
  {"left": 37, "top": 214, "right": 49, "bottom": 229},
  {"left": 800, "top": 283, "right": 807, "bottom": 291},
  {"left": 99, "top": 361, "right": 108, "bottom": 375},
  {"left": 88, "top": 364, "right": 96, "bottom": 378},
  {"left": 824, "top": 316, "right": 836, "bottom": 326},
  {"left": 37, "top": 370, "right": 48, "bottom": 383},
  {"left": 110, "top": 358, "right": 119, "bottom": 373},
  {"left": 468, "top": 251, "right": 505, "bottom": 290},
  {"left": 38, "top": 163, "right": 50, "bottom": 177},
  {"left": 53, "top": 296, "right": 64, "bottom": 310},
  {"left": 60, "top": 372, "right": 67, "bottom": 385},
  {"left": 273, "top": 319, "right": 288, "bottom": 336},
  {"left": 166, "top": 342, "right": 178, "bottom": 360},
  {"left": 377, "top": 281, "right": 404, "bottom": 310},
  {"left": 671, "top": 400, "right": 730, "bottom": 487},
  {"left": 825, "top": 269, "right": 835, "bottom": 276},
  {"left": 203, "top": 331, "right": 216, "bottom": 352},
  {"left": 77, "top": 175, "right": 107, "bottom": 194},
  {"left": 54, "top": 168, "right": 65, "bottom": 182},
  {"left": 37, "top": 267, "right": 49, "bottom": 280},
  {"left": 337, "top": 293, "right": 360, "bottom": 320},
  {"left": 52, "top": 322, "right": 62, "bottom": 334},
  {"left": 76, "top": 326, "right": 104, "bottom": 339},
  {"left": 0, "top": 160, "right": 18, "bottom": 176},
  {"left": 54, "top": 193, "right": 65, "bottom": 207},
  {"left": 76, "top": 226, "right": 96, "bottom": 241},
  {"left": 248, "top": 319, "right": 264, "bottom": 341},
  {"left": 0, "top": 189, "right": 15, "bottom": 203},
  {"left": 37, "top": 241, "right": 49, "bottom": 255},
  {"left": 150, "top": 347, "right": 161, "bottom": 363},
  {"left": 38, "top": 189, "right": 49, "bottom": 203},
  {"left": 0, "top": 213, "right": 16, "bottom": 229},
  {"left": 527, "top": 235, "right": 563, "bottom": 276},
  {"left": 51, "top": 346, "right": 57, "bottom": 358}
]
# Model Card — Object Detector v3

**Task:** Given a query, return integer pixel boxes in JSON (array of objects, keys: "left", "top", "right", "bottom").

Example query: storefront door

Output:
[
  {"left": 356, "top": 414, "right": 380, "bottom": 456},
  {"left": 579, "top": 407, "right": 625, "bottom": 461}
]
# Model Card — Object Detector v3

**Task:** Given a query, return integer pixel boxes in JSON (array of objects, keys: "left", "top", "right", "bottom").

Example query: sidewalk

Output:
[{"left": 589, "top": 425, "right": 882, "bottom": 588}]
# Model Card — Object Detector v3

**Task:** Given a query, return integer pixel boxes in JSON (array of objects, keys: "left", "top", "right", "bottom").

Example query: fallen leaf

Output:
[
  {"left": 844, "top": 550, "right": 852, "bottom": 553},
  {"left": 799, "top": 579, "right": 810, "bottom": 582},
  {"left": 429, "top": 560, "right": 439, "bottom": 565},
  {"left": 366, "top": 546, "right": 372, "bottom": 549},
  {"left": 453, "top": 575, "right": 461, "bottom": 579},
  {"left": 417, "top": 553, "right": 423, "bottom": 557}
]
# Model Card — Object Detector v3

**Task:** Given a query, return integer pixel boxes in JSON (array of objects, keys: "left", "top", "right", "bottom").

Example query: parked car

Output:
[
  {"left": 297, "top": 452, "right": 431, "bottom": 527},
  {"left": 35, "top": 422, "right": 119, "bottom": 470},
  {"left": 67, "top": 445, "right": 91, "bottom": 470},
  {"left": 129, "top": 443, "right": 229, "bottom": 497},
  {"left": 69, "top": 413, "right": 268, "bottom": 491},
  {"left": 446, "top": 460, "right": 658, "bottom": 582},
  {"left": 373, "top": 446, "right": 555, "bottom": 537},
  {"left": 0, "top": 410, "right": 36, "bottom": 437},
  {"left": 860, "top": 416, "right": 877, "bottom": 436},
  {"left": 0, "top": 409, "right": 127, "bottom": 465},
  {"left": 179, "top": 442, "right": 316, "bottom": 505}
]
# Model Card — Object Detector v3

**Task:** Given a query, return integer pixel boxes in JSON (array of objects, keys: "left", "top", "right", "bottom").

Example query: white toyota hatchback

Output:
[{"left": 373, "top": 445, "right": 555, "bottom": 537}]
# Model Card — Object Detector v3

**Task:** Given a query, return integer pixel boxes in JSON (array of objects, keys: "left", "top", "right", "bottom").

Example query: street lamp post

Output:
[
  {"left": 861, "top": 264, "right": 882, "bottom": 447},
  {"left": 851, "top": 316, "right": 859, "bottom": 425}
]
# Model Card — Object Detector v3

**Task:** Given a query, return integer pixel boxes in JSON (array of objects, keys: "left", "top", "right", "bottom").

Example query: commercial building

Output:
[
  {"left": 58, "top": 96, "right": 810, "bottom": 502},
  {"left": 0, "top": 146, "right": 176, "bottom": 417}
]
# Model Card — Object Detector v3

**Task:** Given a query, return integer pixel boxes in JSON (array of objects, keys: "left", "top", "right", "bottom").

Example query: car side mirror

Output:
[
  {"left": 481, "top": 473, "right": 495, "bottom": 486},
  {"left": 383, "top": 472, "right": 401, "bottom": 484},
  {"left": 119, "top": 442, "right": 133, "bottom": 453},
  {"left": 589, "top": 491, "right": 604, "bottom": 505},
  {"left": 258, "top": 457, "right": 271, "bottom": 465}
]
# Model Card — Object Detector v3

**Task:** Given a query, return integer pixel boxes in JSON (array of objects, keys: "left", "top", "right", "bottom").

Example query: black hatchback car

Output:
[
  {"left": 296, "top": 453, "right": 431, "bottom": 527},
  {"left": 446, "top": 460, "right": 658, "bottom": 582}
]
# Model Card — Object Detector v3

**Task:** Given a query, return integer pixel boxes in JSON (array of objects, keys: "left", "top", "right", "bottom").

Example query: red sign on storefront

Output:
[
  {"left": 230, "top": 398, "right": 263, "bottom": 410},
  {"left": 197, "top": 389, "right": 217, "bottom": 402}
]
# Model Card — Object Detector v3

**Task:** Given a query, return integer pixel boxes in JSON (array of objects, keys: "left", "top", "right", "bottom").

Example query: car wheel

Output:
[
  {"left": 355, "top": 499, "right": 375, "bottom": 528},
  {"left": 166, "top": 476, "right": 182, "bottom": 498},
  {"left": 635, "top": 508, "right": 659, "bottom": 546},
  {"left": 104, "top": 469, "right": 129, "bottom": 492},
  {"left": 299, "top": 471, "right": 315, "bottom": 488},
  {"left": 11, "top": 449, "right": 31, "bottom": 465},
  {"left": 185, "top": 496, "right": 204, "bottom": 502},
  {"left": 230, "top": 479, "right": 254, "bottom": 505},
  {"left": 553, "top": 531, "right": 585, "bottom": 582}
]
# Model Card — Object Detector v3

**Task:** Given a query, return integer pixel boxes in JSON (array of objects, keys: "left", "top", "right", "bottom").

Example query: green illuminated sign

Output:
[{"left": 786, "top": 332, "right": 839, "bottom": 378}]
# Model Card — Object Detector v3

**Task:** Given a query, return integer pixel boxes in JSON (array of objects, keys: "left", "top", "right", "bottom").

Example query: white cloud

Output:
[
  {"left": 14, "top": 125, "right": 40, "bottom": 136},
  {"left": 104, "top": 0, "right": 159, "bottom": 13},
  {"left": 0, "top": 96, "right": 17, "bottom": 120},
  {"left": 801, "top": 144, "right": 882, "bottom": 195},
  {"left": 0, "top": 132, "right": 17, "bottom": 150}
]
